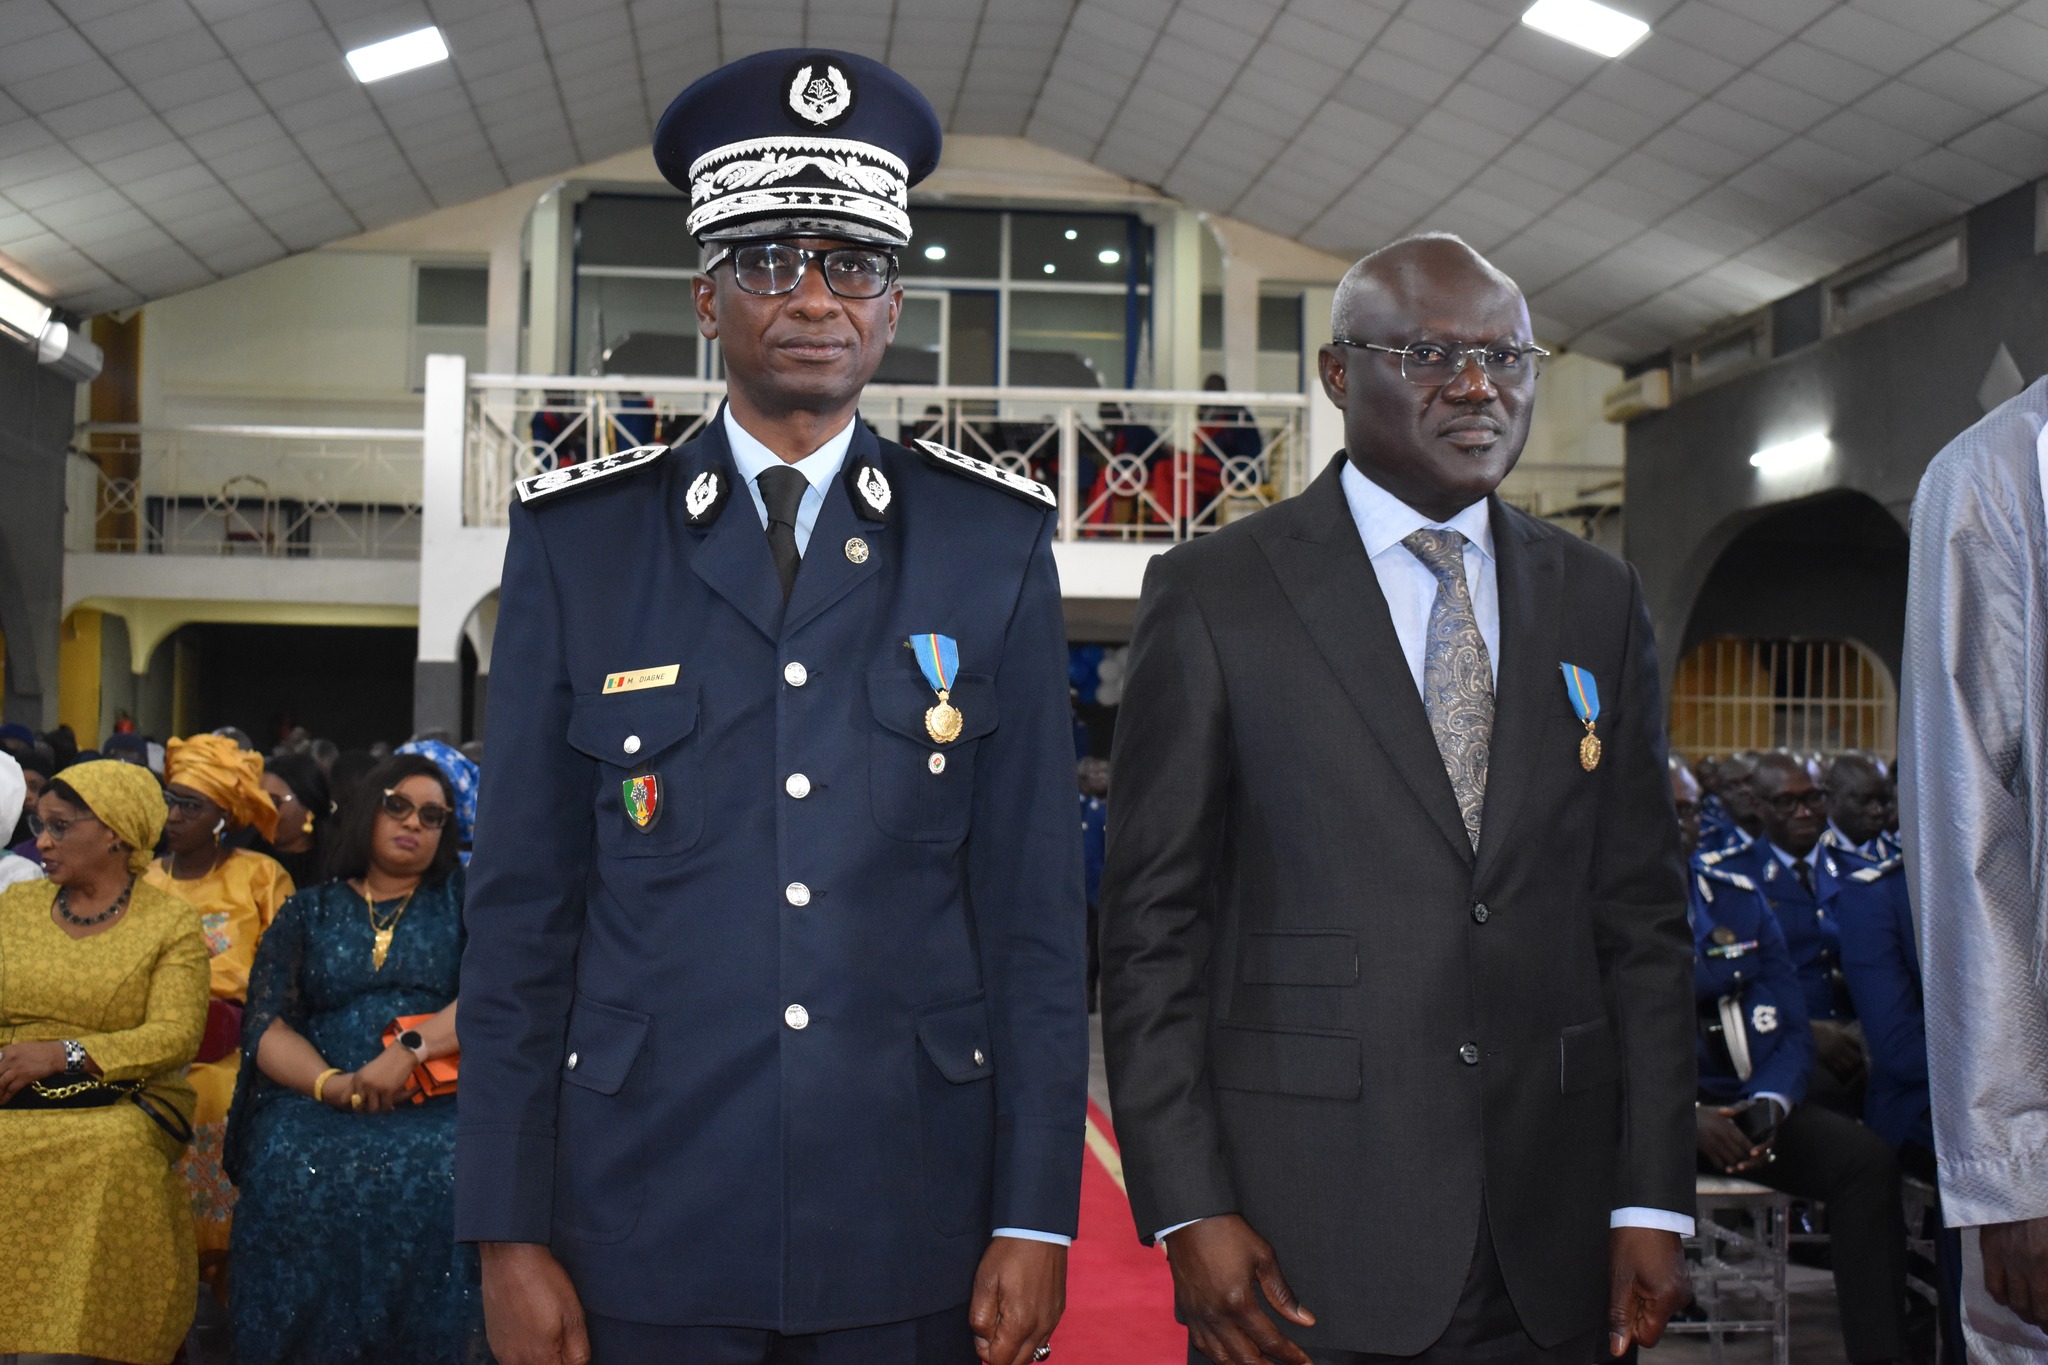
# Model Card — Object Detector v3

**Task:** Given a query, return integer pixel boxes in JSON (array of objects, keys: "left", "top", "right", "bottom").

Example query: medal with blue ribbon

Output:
[
  {"left": 911, "top": 633, "right": 964, "bottom": 744},
  {"left": 1561, "top": 662, "right": 1601, "bottom": 772}
]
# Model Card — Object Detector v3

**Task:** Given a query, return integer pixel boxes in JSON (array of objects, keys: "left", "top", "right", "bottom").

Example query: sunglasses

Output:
[{"left": 380, "top": 789, "right": 452, "bottom": 830}]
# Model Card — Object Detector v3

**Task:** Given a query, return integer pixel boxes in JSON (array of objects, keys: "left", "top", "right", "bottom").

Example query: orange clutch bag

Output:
[{"left": 381, "top": 1014, "right": 459, "bottom": 1103}]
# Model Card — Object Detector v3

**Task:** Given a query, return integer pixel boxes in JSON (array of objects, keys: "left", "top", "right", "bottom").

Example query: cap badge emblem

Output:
[{"left": 788, "top": 62, "right": 854, "bottom": 127}]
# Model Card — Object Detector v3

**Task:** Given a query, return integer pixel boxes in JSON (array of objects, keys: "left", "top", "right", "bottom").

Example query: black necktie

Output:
[
  {"left": 1795, "top": 858, "right": 1816, "bottom": 898},
  {"left": 758, "top": 465, "right": 806, "bottom": 601}
]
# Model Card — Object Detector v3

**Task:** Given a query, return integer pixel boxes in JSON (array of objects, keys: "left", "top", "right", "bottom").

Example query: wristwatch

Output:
[
  {"left": 62, "top": 1040, "right": 88, "bottom": 1074},
  {"left": 397, "top": 1029, "right": 425, "bottom": 1057}
]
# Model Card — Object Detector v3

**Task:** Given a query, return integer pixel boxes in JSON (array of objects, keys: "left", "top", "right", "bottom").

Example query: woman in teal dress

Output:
[{"left": 224, "top": 754, "right": 487, "bottom": 1365}]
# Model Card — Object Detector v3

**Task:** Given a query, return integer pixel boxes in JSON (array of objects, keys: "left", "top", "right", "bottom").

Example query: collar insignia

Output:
[
  {"left": 685, "top": 468, "right": 730, "bottom": 527},
  {"left": 846, "top": 456, "right": 892, "bottom": 521}
]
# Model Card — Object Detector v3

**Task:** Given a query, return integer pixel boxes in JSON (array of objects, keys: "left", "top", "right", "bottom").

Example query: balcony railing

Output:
[
  {"left": 461, "top": 374, "right": 1313, "bottom": 540},
  {"left": 70, "top": 423, "right": 425, "bottom": 559}
]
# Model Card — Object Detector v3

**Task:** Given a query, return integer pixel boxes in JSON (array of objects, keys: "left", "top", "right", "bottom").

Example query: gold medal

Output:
[
  {"left": 926, "top": 690, "right": 964, "bottom": 744},
  {"left": 1579, "top": 723, "right": 1601, "bottom": 772},
  {"left": 1712, "top": 925, "right": 1737, "bottom": 946}
]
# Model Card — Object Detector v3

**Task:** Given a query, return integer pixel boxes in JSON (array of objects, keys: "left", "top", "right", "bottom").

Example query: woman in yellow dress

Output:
[
  {"left": 141, "top": 734, "right": 293, "bottom": 1297},
  {"left": 0, "top": 760, "right": 210, "bottom": 1363}
]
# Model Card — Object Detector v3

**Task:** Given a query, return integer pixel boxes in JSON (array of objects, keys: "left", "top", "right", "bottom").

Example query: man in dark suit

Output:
[
  {"left": 1100, "top": 234, "right": 1695, "bottom": 1364},
  {"left": 456, "top": 50, "right": 1086, "bottom": 1365}
]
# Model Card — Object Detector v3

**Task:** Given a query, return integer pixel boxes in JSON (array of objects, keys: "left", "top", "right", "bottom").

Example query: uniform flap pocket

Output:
[
  {"left": 1559, "top": 1017, "right": 1621, "bottom": 1094},
  {"left": 868, "top": 668, "right": 998, "bottom": 745},
  {"left": 915, "top": 994, "right": 995, "bottom": 1083},
  {"left": 566, "top": 688, "right": 699, "bottom": 764},
  {"left": 562, "top": 993, "right": 651, "bottom": 1096},
  {"left": 1211, "top": 1023, "right": 1361, "bottom": 1100},
  {"left": 1239, "top": 931, "right": 1358, "bottom": 985}
]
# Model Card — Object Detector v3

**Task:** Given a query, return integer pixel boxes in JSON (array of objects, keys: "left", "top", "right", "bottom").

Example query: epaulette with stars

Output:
[
  {"left": 1692, "top": 860, "right": 1758, "bottom": 903},
  {"left": 913, "top": 439, "right": 1055, "bottom": 509},
  {"left": 516, "top": 444, "right": 669, "bottom": 505}
]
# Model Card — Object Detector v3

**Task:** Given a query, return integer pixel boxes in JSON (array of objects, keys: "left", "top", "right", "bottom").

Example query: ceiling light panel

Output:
[
  {"left": 1521, "top": 0, "right": 1651, "bottom": 60},
  {"left": 345, "top": 27, "right": 451, "bottom": 85}
]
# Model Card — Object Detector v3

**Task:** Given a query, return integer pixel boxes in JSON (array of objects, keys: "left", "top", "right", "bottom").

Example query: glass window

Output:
[
  {"left": 901, "top": 208, "right": 1002, "bottom": 279},
  {"left": 1258, "top": 295, "right": 1301, "bottom": 353},
  {"left": 1201, "top": 292, "right": 1222, "bottom": 349},
  {"left": 575, "top": 275, "right": 700, "bottom": 376},
  {"left": 579, "top": 196, "right": 696, "bottom": 270},
  {"left": 1011, "top": 212, "right": 1136, "bottom": 285},
  {"left": 416, "top": 266, "right": 487, "bottom": 326},
  {"left": 1009, "top": 291, "right": 1126, "bottom": 387}
]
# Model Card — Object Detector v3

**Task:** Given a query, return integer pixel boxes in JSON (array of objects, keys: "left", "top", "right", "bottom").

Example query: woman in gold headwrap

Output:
[
  {"left": 141, "top": 733, "right": 294, "bottom": 1297},
  {"left": 0, "top": 760, "right": 210, "bottom": 1363}
]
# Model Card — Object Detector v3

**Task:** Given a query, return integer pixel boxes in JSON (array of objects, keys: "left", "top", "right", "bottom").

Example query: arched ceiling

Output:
[{"left": 2, "top": 0, "right": 2045, "bottom": 359}]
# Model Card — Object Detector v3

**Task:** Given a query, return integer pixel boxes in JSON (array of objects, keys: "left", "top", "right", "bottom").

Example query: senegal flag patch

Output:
[{"left": 623, "top": 773, "right": 660, "bottom": 832}]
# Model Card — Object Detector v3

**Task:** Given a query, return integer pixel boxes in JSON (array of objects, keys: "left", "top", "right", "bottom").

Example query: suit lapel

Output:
[
  {"left": 783, "top": 423, "right": 888, "bottom": 634},
  {"left": 687, "top": 422, "right": 786, "bottom": 643},
  {"left": 1472, "top": 498, "right": 1563, "bottom": 882},
  {"left": 1257, "top": 457, "right": 1474, "bottom": 865}
]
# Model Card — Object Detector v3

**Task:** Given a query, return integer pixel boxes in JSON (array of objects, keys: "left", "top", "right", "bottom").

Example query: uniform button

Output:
[
  {"left": 784, "top": 1004, "right": 810, "bottom": 1031},
  {"left": 973, "top": 1049, "right": 986, "bottom": 1067},
  {"left": 1459, "top": 1043, "right": 1481, "bottom": 1066},
  {"left": 785, "top": 882, "right": 811, "bottom": 907},
  {"left": 622, "top": 734, "right": 641, "bottom": 755},
  {"left": 784, "top": 662, "right": 808, "bottom": 687},
  {"left": 1471, "top": 902, "right": 1491, "bottom": 924},
  {"left": 785, "top": 773, "right": 812, "bottom": 799},
  {"left": 565, "top": 1052, "right": 579, "bottom": 1070}
]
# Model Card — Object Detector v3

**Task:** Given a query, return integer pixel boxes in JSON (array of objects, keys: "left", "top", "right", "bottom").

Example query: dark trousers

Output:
[
  {"left": 1190, "top": 1203, "right": 1603, "bottom": 1365},
  {"left": 586, "top": 1305, "right": 974, "bottom": 1364},
  {"left": 1748, "top": 1102, "right": 1905, "bottom": 1364}
]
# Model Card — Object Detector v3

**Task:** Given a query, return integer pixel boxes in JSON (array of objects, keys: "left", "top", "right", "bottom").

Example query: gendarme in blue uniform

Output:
[{"left": 452, "top": 48, "right": 1087, "bottom": 1336}]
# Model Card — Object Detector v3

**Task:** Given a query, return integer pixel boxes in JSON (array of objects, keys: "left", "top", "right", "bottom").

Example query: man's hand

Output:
[
  {"left": 1811, "top": 1021, "right": 1868, "bottom": 1086},
  {"left": 349, "top": 1043, "right": 417, "bottom": 1114},
  {"left": 0, "top": 1041, "right": 68, "bottom": 1103},
  {"left": 1695, "top": 1105, "right": 1770, "bottom": 1174},
  {"left": 1982, "top": 1216, "right": 2048, "bottom": 1329},
  {"left": 481, "top": 1242, "right": 591, "bottom": 1365},
  {"left": 1608, "top": 1227, "right": 1690, "bottom": 1356},
  {"left": 1166, "top": 1215, "right": 1316, "bottom": 1365},
  {"left": 969, "top": 1237, "right": 1066, "bottom": 1365}
]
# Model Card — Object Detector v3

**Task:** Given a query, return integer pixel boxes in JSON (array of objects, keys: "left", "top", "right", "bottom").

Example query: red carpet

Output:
[{"left": 1058, "top": 1102, "right": 1184, "bottom": 1364}]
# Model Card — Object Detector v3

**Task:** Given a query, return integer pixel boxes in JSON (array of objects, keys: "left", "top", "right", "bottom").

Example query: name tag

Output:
[{"left": 603, "top": 665, "right": 679, "bottom": 694}]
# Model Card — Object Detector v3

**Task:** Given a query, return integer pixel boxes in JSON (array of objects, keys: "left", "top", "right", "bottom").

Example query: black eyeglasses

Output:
[
  {"left": 1333, "top": 338, "right": 1548, "bottom": 387},
  {"left": 27, "top": 811, "right": 100, "bottom": 841},
  {"left": 380, "top": 789, "right": 452, "bottom": 830},
  {"left": 705, "top": 242, "right": 899, "bottom": 299},
  {"left": 1764, "top": 789, "right": 1831, "bottom": 816},
  {"left": 165, "top": 793, "right": 209, "bottom": 816}
]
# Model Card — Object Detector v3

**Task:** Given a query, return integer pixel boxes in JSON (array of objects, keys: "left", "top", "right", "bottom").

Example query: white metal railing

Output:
[
  {"left": 70, "top": 423, "right": 424, "bottom": 560},
  {"left": 461, "top": 374, "right": 1313, "bottom": 540}
]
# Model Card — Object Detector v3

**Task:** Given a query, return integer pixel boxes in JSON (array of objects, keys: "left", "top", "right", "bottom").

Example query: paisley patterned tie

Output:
[{"left": 1404, "top": 528, "right": 1494, "bottom": 850}]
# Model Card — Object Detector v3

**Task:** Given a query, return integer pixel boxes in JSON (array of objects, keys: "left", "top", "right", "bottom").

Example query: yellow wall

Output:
[{"left": 58, "top": 609, "right": 102, "bottom": 744}]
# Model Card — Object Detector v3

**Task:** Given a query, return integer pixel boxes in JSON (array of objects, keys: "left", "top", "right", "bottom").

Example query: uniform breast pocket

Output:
[
  {"left": 867, "top": 667, "right": 998, "bottom": 844},
  {"left": 567, "top": 688, "right": 705, "bottom": 857}
]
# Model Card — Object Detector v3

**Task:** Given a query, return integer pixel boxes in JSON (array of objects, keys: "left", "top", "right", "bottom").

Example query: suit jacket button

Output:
[
  {"left": 1459, "top": 1043, "right": 1480, "bottom": 1066},
  {"left": 1471, "top": 903, "right": 1490, "bottom": 924},
  {"left": 565, "top": 1052, "right": 579, "bottom": 1070},
  {"left": 785, "top": 1004, "right": 810, "bottom": 1030},
  {"left": 784, "top": 662, "right": 809, "bottom": 687}
]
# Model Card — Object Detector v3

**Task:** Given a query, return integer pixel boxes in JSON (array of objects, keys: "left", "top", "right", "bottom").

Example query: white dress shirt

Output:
[
  {"left": 1161, "top": 465, "right": 1695, "bottom": 1242},
  {"left": 723, "top": 405, "right": 1070, "bottom": 1249}
]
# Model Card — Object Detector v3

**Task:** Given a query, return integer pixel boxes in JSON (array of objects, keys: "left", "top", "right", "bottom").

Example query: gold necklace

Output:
[{"left": 360, "top": 881, "right": 415, "bottom": 971}]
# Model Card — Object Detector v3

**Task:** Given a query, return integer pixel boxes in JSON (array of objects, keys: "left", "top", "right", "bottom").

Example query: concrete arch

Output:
[{"left": 1669, "top": 490, "right": 1910, "bottom": 689}]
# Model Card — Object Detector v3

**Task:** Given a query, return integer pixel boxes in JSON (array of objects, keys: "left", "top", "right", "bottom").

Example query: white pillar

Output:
[{"left": 1222, "top": 258, "right": 1260, "bottom": 392}]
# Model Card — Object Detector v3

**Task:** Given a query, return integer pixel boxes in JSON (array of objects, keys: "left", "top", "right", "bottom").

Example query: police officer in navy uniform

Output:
[
  {"left": 455, "top": 50, "right": 1086, "bottom": 1365},
  {"left": 1671, "top": 762, "right": 1911, "bottom": 1365}
]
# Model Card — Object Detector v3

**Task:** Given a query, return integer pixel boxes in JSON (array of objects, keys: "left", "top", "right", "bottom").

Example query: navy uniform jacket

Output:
[
  {"left": 1834, "top": 849, "right": 1933, "bottom": 1150},
  {"left": 1709, "top": 841, "right": 1851, "bottom": 1022},
  {"left": 1689, "top": 858, "right": 1813, "bottom": 1107},
  {"left": 453, "top": 415, "right": 1088, "bottom": 1331}
]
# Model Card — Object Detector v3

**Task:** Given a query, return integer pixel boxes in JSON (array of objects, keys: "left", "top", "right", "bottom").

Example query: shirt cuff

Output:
[
  {"left": 993, "top": 1228, "right": 1072, "bottom": 1247},
  {"left": 1155, "top": 1218, "right": 1203, "bottom": 1241},
  {"left": 1612, "top": 1207, "right": 1696, "bottom": 1237},
  {"left": 1754, "top": 1092, "right": 1794, "bottom": 1119}
]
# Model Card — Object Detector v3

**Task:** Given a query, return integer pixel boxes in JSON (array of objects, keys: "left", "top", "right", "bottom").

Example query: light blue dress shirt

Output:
[
  {"left": 722, "top": 404, "right": 1071, "bottom": 1249},
  {"left": 1160, "top": 465, "right": 1694, "bottom": 1242}
]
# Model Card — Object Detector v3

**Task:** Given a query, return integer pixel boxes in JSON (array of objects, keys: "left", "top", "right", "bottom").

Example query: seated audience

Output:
[
  {"left": 1676, "top": 761, "right": 1908, "bottom": 1365},
  {"left": 256, "top": 751, "right": 335, "bottom": 890},
  {"left": 0, "top": 761, "right": 210, "bottom": 1363},
  {"left": 0, "top": 753, "right": 41, "bottom": 888},
  {"left": 225, "top": 754, "right": 482, "bottom": 1365},
  {"left": 143, "top": 734, "right": 294, "bottom": 1295},
  {"left": 1826, "top": 751, "right": 1900, "bottom": 861}
]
